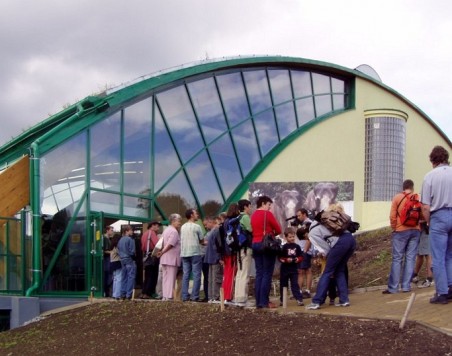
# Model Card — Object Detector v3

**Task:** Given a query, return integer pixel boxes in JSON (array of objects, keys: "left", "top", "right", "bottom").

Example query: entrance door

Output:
[{"left": 88, "top": 212, "right": 104, "bottom": 297}]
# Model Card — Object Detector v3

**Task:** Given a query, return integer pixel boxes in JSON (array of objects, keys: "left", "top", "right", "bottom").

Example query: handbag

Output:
[
  {"left": 143, "top": 232, "right": 160, "bottom": 267},
  {"left": 262, "top": 211, "right": 282, "bottom": 255}
]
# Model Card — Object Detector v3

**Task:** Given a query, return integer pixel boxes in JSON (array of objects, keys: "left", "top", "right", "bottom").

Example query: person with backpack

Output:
[
  {"left": 382, "top": 179, "right": 421, "bottom": 294},
  {"left": 140, "top": 221, "right": 162, "bottom": 299},
  {"left": 233, "top": 199, "right": 253, "bottom": 307},
  {"left": 421, "top": 145, "right": 452, "bottom": 304},
  {"left": 251, "top": 195, "right": 282, "bottom": 309},
  {"left": 221, "top": 203, "right": 241, "bottom": 303},
  {"left": 305, "top": 203, "right": 356, "bottom": 310}
]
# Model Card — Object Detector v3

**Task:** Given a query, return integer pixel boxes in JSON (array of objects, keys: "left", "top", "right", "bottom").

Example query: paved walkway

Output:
[{"left": 276, "top": 287, "right": 452, "bottom": 336}]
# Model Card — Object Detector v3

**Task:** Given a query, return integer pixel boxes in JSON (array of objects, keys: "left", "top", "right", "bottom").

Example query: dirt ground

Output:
[
  {"left": 1, "top": 301, "right": 451, "bottom": 356},
  {"left": 2, "top": 229, "right": 449, "bottom": 355}
]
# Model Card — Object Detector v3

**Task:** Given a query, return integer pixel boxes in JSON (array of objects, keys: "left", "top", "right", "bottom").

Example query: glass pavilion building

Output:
[{"left": 0, "top": 56, "right": 450, "bottom": 325}]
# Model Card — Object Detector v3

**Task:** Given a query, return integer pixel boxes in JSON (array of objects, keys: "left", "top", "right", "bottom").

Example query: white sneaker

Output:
[
  {"left": 306, "top": 303, "right": 320, "bottom": 310},
  {"left": 418, "top": 280, "right": 433, "bottom": 288},
  {"left": 234, "top": 301, "right": 246, "bottom": 307}
]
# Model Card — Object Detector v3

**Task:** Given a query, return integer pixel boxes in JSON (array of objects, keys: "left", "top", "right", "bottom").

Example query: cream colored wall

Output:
[{"left": 249, "top": 77, "right": 451, "bottom": 231}]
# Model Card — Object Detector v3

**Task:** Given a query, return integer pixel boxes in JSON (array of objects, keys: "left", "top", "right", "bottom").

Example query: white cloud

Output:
[{"left": 0, "top": 0, "right": 451, "bottom": 146}]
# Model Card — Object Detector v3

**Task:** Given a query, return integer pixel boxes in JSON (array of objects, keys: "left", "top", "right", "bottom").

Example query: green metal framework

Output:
[{"left": 0, "top": 56, "right": 450, "bottom": 297}]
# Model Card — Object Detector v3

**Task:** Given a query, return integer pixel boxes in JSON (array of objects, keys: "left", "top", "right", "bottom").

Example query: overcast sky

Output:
[{"left": 1, "top": 0, "right": 451, "bottom": 147}]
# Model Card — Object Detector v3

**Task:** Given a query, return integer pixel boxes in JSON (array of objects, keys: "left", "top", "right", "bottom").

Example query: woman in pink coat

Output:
[{"left": 158, "top": 213, "right": 182, "bottom": 300}]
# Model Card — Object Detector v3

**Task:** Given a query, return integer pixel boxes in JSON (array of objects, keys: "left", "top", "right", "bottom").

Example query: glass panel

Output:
[
  {"left": 41, "top": 132, "right": 87, "bottom": 215},
  {"left": 292, "top": 71, "right": 312, "bottom": 98},
  {"left": 312, "top": 73, "right": 331, "bottom": 94},
  {"left": 296, "top": 97, "right": 315, "bottom": 126},
  {"left": 332, "top": 94, "right": 345, "bottom": 111},
  {"left": 123, "top": 98, "right": 152, "bottom": 196},
  {"left": 268, "top": 69, "right": 292, "bottom": 104},
  {"left": 42, "top": 209, "right": 87, "bottom": 292},
  {"left": 216, "top": 72, "right": 250, "bottom": 128},
  {"left": 187, "top": 78, "right": 228, "bottom": 144},
  {"left": 157, "top": 86, "right": 204, "bottom": 163},
  {"left": 254, "top": 111, "right": 279, "bottom": 155},
  {"left": 274, "top": 102, "right": 297, "bottom": 140},
  {"left": 154, "top": 108, "right": 181, "bottom": 192},
  {"left": 314, "top": 95, "right": 333, "bottom": 117},
  {"left": 157, "top": 171, "right": 196, "bottom": 217},
  {"left": 243, "top": 70, "right": 272, "bottom": 114},
  {"left": 231, "top": 121, "right": 260, "bottom": 176},
  {"left": 90, "top": 191, "right": 120, "bottom": 215},
  {"left": 90, "top": 112, "right": 121, "bottom": 192},
  {"left": 185, "top": 151, "right": 223, "bottom": 215},
  {"left": 209, "top": 134, "right": 242, "bottom": 198},
  {"left": 331, "top": 78, "right": 344, "bottom": 93},
  {"left": 124, "top": 194, "right": 149, "bottom": 218}
]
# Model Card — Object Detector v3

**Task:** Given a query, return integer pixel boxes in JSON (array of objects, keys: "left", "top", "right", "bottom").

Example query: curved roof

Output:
[{"left": 1, "top": 55, "right": 450, "bottom": 167}]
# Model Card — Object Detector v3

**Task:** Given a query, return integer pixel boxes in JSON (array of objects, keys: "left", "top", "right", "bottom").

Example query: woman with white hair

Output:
[{"left": 158, "top": 213, "right": 182, "bottom": 301}]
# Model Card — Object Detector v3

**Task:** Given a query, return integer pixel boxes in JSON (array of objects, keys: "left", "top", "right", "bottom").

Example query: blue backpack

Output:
[{"left": 225, "top": 215, "right": 252, "bottom": 252}]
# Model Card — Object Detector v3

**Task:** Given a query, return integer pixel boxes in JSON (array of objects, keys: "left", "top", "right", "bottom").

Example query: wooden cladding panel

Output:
[{"left": 0, "top": 155, "right": 30, "bottom": 218}]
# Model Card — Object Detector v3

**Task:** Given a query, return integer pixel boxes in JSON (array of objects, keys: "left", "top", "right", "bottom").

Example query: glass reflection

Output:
[
  {"left": 243, "top": 70, "right": 272, "bottom": 114},
  {"left": 90, "top": 112, "right": 121, "bottom": 192},
  {"left": 41, "top": 132, "right": 87, "bottom": 215},
  {"left": 184, "top": 151, "right": 223, "bottom": 213},
  {"left": 124, "top": 98, "right": 152, "bottom": 195},
  {"left": 275, "top": 103, "right": 297, "bottom": 140},
  {"left": 268, "top": 70, "right": 292, "bottom": 104},
  {"left": 254, "top": 110, "right": 279, "bottom": 155},
  {"left": 124, "top": 194, "right": 149, "bottom": 218},
  {"left": 314, "top": 95, "right": 333, "bottom": 117},
  {"left": 154, "top": 108, "right": 181, "bottom": 193},
  {"left": 157, "top": 86, "right": 204, "bottom": 163},
  {"left": 296, "top": 97, "right": 315, "bottom": 126},
  {"left": 187, "top": 78, "right": 228, "bottom": 143},
  {"left": 90, "top": 191, "right": 120, "bottom": 215},
  {"left": 216, "top": 72, "right": 250, "bottom": 127},
  {"left": 312, "top": 73, "right": 331, "bottom": 95},
  {"left": 209, "top": 134, "right": 242, "bottom": 197},
  {"left": 231, "top": 121, "right": 260, "bottom": 176},
  {"left": 292, "top": 71, "right": 312, "bottom": 98},
  {"left": 157, "top": 171, "right": 196, "bottom": 217}
]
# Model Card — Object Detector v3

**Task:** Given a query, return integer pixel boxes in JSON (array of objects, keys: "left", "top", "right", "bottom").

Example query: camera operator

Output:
[{"left": 291, "top": 209, "right": 313, "bottom": 298}]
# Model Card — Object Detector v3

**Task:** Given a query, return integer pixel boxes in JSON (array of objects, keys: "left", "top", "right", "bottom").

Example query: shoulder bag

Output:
[{"left": 262, "top": 211, "right": 282, "bottom": 255}]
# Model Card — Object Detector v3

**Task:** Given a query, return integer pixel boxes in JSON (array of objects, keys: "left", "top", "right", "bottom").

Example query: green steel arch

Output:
[{"left": 1, "top": 55, "right": 450, "bottom": 221}]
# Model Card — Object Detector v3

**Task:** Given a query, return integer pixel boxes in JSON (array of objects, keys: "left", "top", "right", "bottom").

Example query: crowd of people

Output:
[{"left": 102, "top": 145, "right": 452, "bottom": 308}]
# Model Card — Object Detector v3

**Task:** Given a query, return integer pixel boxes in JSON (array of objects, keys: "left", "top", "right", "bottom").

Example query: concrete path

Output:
[{"left": 277, "top": 287, "right": 452, "bottom": 336}]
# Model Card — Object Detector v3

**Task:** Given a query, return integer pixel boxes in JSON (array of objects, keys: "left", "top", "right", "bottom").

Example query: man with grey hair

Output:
[{"left": 421, "top": 145, "right": 452, "bottom": 304}]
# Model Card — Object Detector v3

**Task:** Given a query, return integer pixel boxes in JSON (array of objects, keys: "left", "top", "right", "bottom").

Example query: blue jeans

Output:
[
  {"left": 430, "top": 208, "right": 452, "bottom": 295},
  {"left": 252, "top": 242, "right": 276, "bottom": 308},
  {"left": 313, "top": 233, "right": 356, "bottom": 305},
  {"left": 112, "top": 268, "right": 122, "bottom": 298},
  {"left": 120, "top": 262, "right": 137, "bottom": 298},
  {"left": 387, "top": 229, "right": 420, "bottom": 293},
  {"left": 181, "top": 255, "right": 203, "bottom": 301}
]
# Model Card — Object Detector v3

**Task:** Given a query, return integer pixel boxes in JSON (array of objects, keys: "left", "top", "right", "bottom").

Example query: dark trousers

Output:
[
  {"left": 103, "top": 257, "right": 112, "bottom": 297},
  {"left": 202, "top": 262, "right": 209, "bottom": 300},
  {"left": 252, "top": 242, "right": 276, "bottom": 308},
  {"left": 280, "top": 267, "right": 303, "bottom": 302},
  {"left": 142, "top": 261, "right": 159, "bottom": 296}
]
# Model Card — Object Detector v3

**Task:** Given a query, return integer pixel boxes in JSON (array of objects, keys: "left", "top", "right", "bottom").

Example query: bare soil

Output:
[
  {"left": 1, "top": 228, "right": 450, "bottom": 355},
  {"left": 1, "top": 301, "right": 451, "bottom": 356}
]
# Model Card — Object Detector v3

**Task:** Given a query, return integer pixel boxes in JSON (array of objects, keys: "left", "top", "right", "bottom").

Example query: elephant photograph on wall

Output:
[{"left": 248, "top": 181, "right": 354, "bottom": 231}]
